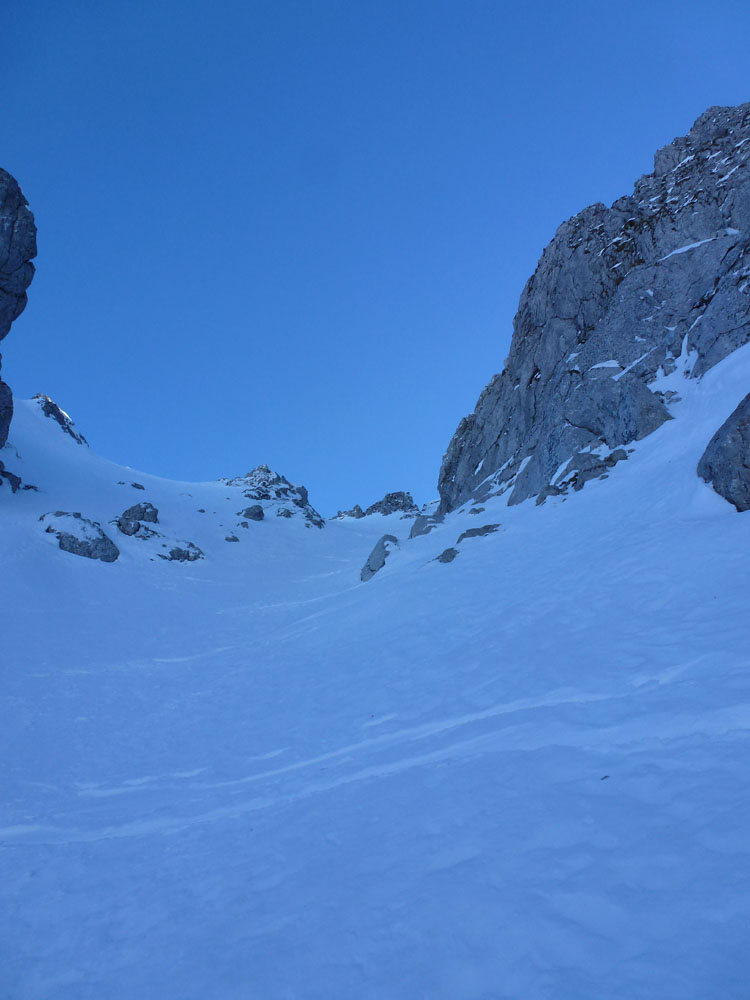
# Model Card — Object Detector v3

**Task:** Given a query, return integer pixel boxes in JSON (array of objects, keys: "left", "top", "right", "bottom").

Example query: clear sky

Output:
[{"left": 3, "top": 0, "right": 749, "bottom": 515}]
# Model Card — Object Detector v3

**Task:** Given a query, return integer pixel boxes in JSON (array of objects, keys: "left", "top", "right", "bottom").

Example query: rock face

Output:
[
  {"left": 698, "top": 394, "right": 750, "bottom": 510},
  {"left": 40, "top": 512, "right": 120, "bottom": 562},
  {"left": 0, "top": 169, "right": 37, "bottom": 449},
  {"left": 360, "top": 534, "right": 399, "bottom": 582},
  {"left": 439, "top": 103, "right": 750, "bottom": 513},
  {"left": 222, "top": 465, "right": 325, "bottom": 528}
]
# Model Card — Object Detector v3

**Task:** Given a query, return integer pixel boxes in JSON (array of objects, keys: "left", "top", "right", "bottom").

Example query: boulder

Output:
[
  {"left": 40, "top": 512, "right": 119, "bottom": 563},
  {"left": 698, "top": 393, "right": 750, "bottom": 511},
  {"left": 122, "top": 502, "right": 159, "bottom": 523},
  {"left": 361, "top": 534, "right": 399, "bottom": 582}
]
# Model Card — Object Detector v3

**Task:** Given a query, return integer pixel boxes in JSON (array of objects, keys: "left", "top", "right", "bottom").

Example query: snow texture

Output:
[{"left": 2, "top": 342, "right": 750, "bottom": 998}]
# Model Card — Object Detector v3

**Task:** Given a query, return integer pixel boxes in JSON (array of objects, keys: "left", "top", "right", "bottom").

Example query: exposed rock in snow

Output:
[
  {"left": 40, "top": 511, "right": 119, "bottom": 562},
  {"left": 116, "top": 502, "right": 160, "bottom": 539},
  {"left": 364, "top": 492, "right": 419, "bottom": 518},
  {"left": 238, "top": 504, "right": 264, "bottom": 521},
  {"left": 698, "top": 393, "right": 750, "bottom": 510},
  {"left": 0, "top": 460, "right": 21, "bottom": 492},
  {"left": 333, "top": 504, "right": 365, "bottom": 520},
  {"left": 0, "top": 169, "right": 37, "bottom": 448},
  {"left": 439, "top": 102, "right": 750, "bottom": 512},
  {"left": 122, "top": 502, "right": 159, "bottom": 523},
  {"left": 0, "top": 380, "right": 11, "bottom": 451},
  {"left": 158, "top": 542, "right": 204, "bottom": 563},
  {"left": 223, "top": 465, "right": 324, "bottom": 528},
  {"left": 360, "top": 533, "right": 399, "bottom": 582},
  {"left": 435, "top": 546, "right": 458, "bottom": 563},
  {"left": 335, "top": 493, "right": 419, "bottom": 520},
  {"left": 31, "top": 395, "right": 88, "bottom": 445},
  {"left": 409, "top": 513, "right": 444, "bottom": 539},
  {"left": 456, "top": 523, "right": 500, "bottom": 545}
]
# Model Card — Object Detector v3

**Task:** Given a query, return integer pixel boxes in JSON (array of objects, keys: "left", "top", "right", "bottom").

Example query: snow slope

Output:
[{"left": 2, "top": 346, "right": 750, "bottom": 999}]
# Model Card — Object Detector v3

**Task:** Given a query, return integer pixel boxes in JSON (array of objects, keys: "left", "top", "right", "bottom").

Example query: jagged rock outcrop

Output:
[
  {"left": 40, "top": 512, "right": 120, "bottom": 562},
  {"left": 336, "top": 492, "right": 419, "bottom": 520},
  {"left": 32, "top": 395, "right": 88, "bottom": 445},
  {"left": 222, "top": 465, "right": 325, "bottom": 528},
  {"left": 0, "top": 169, "right": 37, "bottom": 449},
  {"left": 360, "top": 534, "right": 399, "bottom": 582},
  {"left": 439, "top": 103, "right": 750, "bottom": 512},
  {"left": 698, "top": 394, "right": 750, "bottom": 510},
  {"left": 334, "top": 504, "right": 365, "bottom": 520},
  {"left": 364, "top": 492, "right": 419, "bottom": 517}
]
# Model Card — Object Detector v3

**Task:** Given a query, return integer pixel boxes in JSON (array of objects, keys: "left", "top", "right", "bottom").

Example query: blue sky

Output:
[{"left": 3, "top": 0, "right": 749, "bottom": 515}]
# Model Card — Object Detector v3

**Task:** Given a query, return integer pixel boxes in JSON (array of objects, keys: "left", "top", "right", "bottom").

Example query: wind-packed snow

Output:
[{"left": 2, "top": 347, "right": 750, "bottom": 998}]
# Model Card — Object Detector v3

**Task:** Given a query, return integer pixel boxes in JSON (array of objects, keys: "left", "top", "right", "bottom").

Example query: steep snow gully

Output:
[{"left": 2, "top": 105, "right": 750, "bottom": 999}]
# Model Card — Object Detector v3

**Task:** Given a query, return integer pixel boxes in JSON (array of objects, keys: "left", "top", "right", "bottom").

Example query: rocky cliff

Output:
[
  {"left": 439, "top": 103, "right": 750, "bottom": 512},
  {"left": 0, "top": 168, "right": 36, "bottom": 450}
]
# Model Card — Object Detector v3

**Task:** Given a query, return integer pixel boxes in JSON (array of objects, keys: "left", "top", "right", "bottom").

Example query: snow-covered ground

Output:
[{"left": 2, "top": 346, "right": 750, "bottom": 999}]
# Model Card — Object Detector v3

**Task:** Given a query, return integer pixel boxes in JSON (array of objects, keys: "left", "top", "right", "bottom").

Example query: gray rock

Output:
[
  {"left": 0, "top": 460, "right": 21, "bottom": 492},
  {"left": 32, "top": 395, "right": 88, "bottom": 445},
  {"left": 436, "top": 547, "right": 459, "bottom": 564},
  {"left": 456, "top": 523, "right": 500, "bottom": 545},
  {"left": 0, "top": 379, "right": 11, "bottom": 450},
  {"left": 409, "top": 513, "right": 444, "bottom": 539},
  {"left": 122, "top": 501, "right": 158, "bottom": 523},
  {"left": 334, "top": 504, "right": 365, "bottom": 519},
  {"left": 158, "top": 542, "right": 204, "bottom": 562},
  {"left": 468, "top": 506, "right": 485, "bottom": 515},
  {"left": 535, "top": 484, "right": 563, "bottom": 506},
  {"left": 360, "top": 534, "right": 399, "bottom": 582},
  {"left": 223, "top": 465, "right": 325, "bottom": 528},
  {"left": 439, "top": 103, "right": 750, "bottom": 512},
  {"left": 116, "top": 516, "right": 140, "bottom": 536},
  {"left": 239, "top": 504, "right": 264, "bottom": 521},
  {"left": 698, "top": 393, "right": 750, "bottom": 510},
  {"left": 225, "top": 534, "right": 240, "bottom": 542},
  {"left": 364, "top": 492, "right": 419, "bottom": 517},
  {"left": 40, "top": 511, "right": 119, "bottom": 562},
  {"left": 0, "top": 169, "right": 37, "bottom": 448}
]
